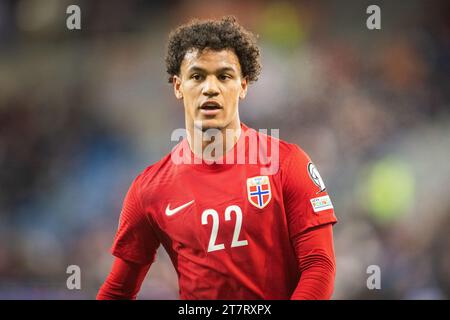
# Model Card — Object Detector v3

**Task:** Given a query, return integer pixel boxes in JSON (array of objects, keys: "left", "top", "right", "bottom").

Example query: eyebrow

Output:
[{"left": 187, "top": 66, "right": 237, "bottom": 74}]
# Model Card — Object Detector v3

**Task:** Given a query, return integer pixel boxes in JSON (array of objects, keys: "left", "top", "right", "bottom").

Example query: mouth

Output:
[{"left": 199, "top": 101, "right": 223, "bottom": 116}]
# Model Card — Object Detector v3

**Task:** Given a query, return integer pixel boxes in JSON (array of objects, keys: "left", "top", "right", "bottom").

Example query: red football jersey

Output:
[{"left": 111, "top": 123, "right": 337, "bottom": 299}]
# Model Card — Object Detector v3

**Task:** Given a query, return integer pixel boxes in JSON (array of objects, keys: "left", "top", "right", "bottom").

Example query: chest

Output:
[{"left": 147, "top": 166, "right": 286, "bottom": 254}]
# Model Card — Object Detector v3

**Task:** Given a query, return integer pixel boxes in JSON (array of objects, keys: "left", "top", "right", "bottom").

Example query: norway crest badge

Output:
[{"left": 247, "top": 176, "right": 272, "bottom": 209}]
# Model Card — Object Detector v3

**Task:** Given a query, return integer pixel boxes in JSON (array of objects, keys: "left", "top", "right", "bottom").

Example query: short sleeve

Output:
[
  {"left": 111, "top": 175, "right": 160, "bottom": 265},
  {"left": 282, "top": 145, "right": 337, "bottom": 238}
]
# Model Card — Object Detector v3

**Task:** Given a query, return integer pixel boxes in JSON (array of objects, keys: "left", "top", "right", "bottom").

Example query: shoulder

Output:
[
  {"left": 241, "top": 125, "right": 311, "bottom": 177},
  {"left": 281, "top": 142, "right": 311, "bottom": 168},
  {"left": 273, "top": 139, "right": 327, "bottom": 195},
  {"left": 247, "top": 126, "right": 310, "bottom": 169}
]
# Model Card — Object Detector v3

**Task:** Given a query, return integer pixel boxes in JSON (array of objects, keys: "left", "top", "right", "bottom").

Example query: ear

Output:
[
  {"left": 239, "top": 77, "right": 248, "bottom": 99},
  {"left": 173, "top": 75, "right": 183, "bottom": 100}
]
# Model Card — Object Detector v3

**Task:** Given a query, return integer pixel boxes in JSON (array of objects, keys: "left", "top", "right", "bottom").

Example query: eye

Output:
[
  {"left": 191, "top": 74, "right": 203, "bottom": 81},
  {"left": 219, "top": 74, "right": 231, "bottom": 81}
]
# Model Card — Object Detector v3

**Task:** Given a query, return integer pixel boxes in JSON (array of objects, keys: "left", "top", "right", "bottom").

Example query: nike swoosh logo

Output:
[{"left": 165, "top": 200, "right": 195, "bottom": 216}]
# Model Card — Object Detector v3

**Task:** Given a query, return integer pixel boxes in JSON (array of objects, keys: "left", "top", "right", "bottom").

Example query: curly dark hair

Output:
[{"left": 165, "top": 16, "right": 261, "bottom": 83}]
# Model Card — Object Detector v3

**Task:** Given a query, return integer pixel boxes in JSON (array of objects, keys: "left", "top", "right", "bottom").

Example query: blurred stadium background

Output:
[{"left": 0, "top": 0, "right": 449, "bottom": 299}]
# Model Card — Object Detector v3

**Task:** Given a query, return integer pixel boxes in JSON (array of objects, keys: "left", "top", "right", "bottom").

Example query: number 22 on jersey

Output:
[{"left": 201, "top": 205, "right": 248, "bottom": 252}]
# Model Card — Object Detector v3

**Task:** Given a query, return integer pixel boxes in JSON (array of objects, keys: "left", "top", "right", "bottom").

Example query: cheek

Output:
[
  {"left": 182, "top": 85, "right": 199, "bottom": 102},
  {"left": 226, "top": 86, "right": 242, "bottom": 104}
]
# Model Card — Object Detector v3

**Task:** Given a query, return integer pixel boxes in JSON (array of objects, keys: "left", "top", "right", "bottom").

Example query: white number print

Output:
[
  {"left": 201, "top": 205, "right": 248, "bottom": 252},
  {"left": 201, "top": 209, "right": 225, "bottom": 252},
  {"left": 225, "top": 205, "right": 248, "bottom": 248}
]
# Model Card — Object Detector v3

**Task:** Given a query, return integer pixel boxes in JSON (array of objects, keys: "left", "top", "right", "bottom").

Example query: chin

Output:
[{"left": 195, "top": 119, "right": 224, "bottom": 131}]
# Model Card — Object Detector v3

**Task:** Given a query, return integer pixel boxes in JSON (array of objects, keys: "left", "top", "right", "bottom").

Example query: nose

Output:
[{"left": 202, "top": 76, "right": 220, "bottom": 97}]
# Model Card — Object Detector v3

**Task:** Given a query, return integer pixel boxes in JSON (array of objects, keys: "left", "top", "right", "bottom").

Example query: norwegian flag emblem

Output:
[{"left": 247, "top": 176, "right": 272, "bottom": 209}]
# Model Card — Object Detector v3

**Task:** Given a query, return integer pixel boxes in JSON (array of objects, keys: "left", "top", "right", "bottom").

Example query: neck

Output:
[{"left": 186, "top": 119, "right": 241, "bottom": 161}]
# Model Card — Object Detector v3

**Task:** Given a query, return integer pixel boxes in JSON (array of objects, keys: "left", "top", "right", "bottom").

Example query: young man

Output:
[{"left": 97, "top": 16, "right": 337, "bottom": 300}]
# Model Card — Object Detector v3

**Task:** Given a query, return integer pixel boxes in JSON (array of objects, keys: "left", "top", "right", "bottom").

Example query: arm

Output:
[
  {"left": 290, "top": 223, "right": 336, "bottom": 300},
  {"left": 98, "top": 173, "right": 160, "bottom": 299},
  {"left": 281, "top": 145, "right": 338, "bottom": 299},
  {"left": 97, "top": 257, "right": 151, "bottom": 300}
]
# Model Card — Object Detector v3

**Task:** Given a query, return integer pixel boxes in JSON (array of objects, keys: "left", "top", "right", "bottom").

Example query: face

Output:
[{"left": 173, "top": 48, "right": 248, "bottom": 132}]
